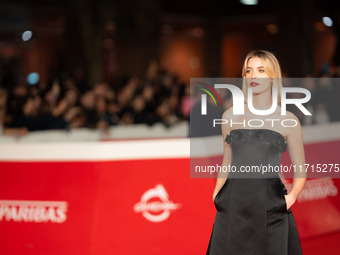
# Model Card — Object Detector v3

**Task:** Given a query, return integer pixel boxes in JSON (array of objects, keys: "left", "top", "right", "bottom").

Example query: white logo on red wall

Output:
[
  {"left": 284, "top": 178, "right": 338, "bottom": 202},
  {"left": 0, "top": 200, "right": 68, "bottom": 223},
  {"left": 133, "top": 184, "right": 181, "bottom": 222}
]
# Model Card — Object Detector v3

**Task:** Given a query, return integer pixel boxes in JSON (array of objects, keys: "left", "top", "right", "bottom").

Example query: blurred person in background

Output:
[
  {"left": 96, "top": 96, "right": 118, "bottom": 134},
  {"left": 130, "top": 95, "right": 152, "bottom": 125},
  {"left": 80, "top": 90, "right": 99, "bottom": 129}
]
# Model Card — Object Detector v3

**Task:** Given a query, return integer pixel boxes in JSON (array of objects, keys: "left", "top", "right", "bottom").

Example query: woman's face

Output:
[{"left": 245, "top": 57, "right": 272, "bottom": 95}]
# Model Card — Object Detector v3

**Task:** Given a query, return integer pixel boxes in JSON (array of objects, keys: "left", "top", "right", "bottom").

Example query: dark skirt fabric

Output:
[
  {"left": 206, "top": 129, "right": 303, "bottom": 255},
  {"left": 206, "top": 178, "right": 302, "bottom": 255}
]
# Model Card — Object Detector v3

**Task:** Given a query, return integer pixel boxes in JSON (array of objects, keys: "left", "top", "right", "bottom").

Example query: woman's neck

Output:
[{"left": 248, "top": 92, "right": 273, "bottom": 110}]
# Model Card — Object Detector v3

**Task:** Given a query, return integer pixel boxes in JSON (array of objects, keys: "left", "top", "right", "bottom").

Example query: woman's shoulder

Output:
[
  {"left": 275, "top": 106, "right": 299, "bottom": 119},
  {"left": 282, "top": 110, "right": 303, "bottom": 139},
  {"left": 283, "top": 109, "right": 300, "bottom": 123},
  {"left": 222, "top": 107, "right": 234, "bottom": 119}
]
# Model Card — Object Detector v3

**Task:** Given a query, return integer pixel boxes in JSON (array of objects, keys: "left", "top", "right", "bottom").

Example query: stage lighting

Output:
[
  {"left": 27, "top": 72, "right": 40, "bottom": 85},
  {"left": 22, "top": 30, "right": 33, "bottom": 41},
  {"left": 240, "top": 0, "right": 258, "bottom": 5},
  {"left": 322, "top": 17, "right": 333, "bottom": 27}
]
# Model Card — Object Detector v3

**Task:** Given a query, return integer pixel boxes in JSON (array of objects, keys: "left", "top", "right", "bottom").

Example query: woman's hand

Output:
[
  {"left": 212, "top": 192, "right": 218, "bottom": 202},
  {"left": 284, "top": 193, "right": 297, "bottom": 210}
]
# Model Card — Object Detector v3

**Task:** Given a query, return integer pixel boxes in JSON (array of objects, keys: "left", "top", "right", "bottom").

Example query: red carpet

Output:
[{"left": 301, "top": 230, "right": 340, "bottom": 254}]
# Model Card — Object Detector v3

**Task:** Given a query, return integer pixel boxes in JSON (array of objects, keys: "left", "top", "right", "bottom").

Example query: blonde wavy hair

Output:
[{"left": 241, "top": 49, "right": 283, "bottom": 103}]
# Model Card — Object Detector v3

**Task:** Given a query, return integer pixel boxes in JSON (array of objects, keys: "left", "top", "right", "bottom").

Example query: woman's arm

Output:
[
  {"left": 284, "top": 112, "right": 307, "bottom": 210},
  {"left": 212, "top": 108, "right": 233, "bottom": 201}
]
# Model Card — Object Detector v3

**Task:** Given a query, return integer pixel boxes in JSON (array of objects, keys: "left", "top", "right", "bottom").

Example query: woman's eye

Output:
[
  {"left": 246, "top": 70, "right": 251, "bottom": 73},
  {"left": 259, "top": 69, "right": 265, "bottom": 73}
]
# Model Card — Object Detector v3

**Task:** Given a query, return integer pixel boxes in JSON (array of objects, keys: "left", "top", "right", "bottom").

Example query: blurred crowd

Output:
[
  {"left": 0, "top": 60, "right": 340, "bottom": 137},
  {"left": 288, "top": 72, "right": 340, "bottom": 125},
  {"left": 0, "top": 60, "right": 190, "bottom": 136}
]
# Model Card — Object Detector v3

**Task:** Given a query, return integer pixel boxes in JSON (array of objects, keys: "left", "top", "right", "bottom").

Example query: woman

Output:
[{"left": 206, "top": 50, "right": 307, "bottom": 255}]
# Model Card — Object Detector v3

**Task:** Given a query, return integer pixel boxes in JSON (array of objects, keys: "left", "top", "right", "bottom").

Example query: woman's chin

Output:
[
  {"left": 248, "top": 87, "right": 264, "bottom": 94},
  {"left": 248, "top": 85, "right": 271, "bottom": 95}
]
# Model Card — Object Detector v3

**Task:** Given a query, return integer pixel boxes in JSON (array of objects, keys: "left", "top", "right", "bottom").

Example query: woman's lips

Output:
[{"left": 250, "top": 82, "right": 259, "bottom": 87}]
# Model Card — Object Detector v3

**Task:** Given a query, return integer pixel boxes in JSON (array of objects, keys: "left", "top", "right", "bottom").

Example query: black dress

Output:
[{"left": 206, "top": 129, "right": 302, "bottom": 255}]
